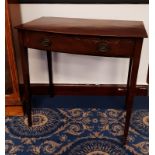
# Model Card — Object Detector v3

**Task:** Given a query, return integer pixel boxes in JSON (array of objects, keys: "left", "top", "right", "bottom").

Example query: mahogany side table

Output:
[{"left": 16, "top": 17, "right": 147, "bottom": 144}]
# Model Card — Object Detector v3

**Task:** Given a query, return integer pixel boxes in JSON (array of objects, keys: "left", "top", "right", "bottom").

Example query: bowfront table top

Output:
[{"left": 16, "top": 16, "right": 147, "bottom": 38}]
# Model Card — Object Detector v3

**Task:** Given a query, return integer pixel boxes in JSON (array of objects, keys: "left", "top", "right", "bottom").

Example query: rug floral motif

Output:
[{"left": 5, "top": 108, "right": 149, "bottom": 155}]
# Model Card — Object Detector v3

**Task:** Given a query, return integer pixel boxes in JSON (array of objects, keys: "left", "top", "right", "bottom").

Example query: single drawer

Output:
[{"left": 24, "top": 31, "right": 135, "bottom": 57}]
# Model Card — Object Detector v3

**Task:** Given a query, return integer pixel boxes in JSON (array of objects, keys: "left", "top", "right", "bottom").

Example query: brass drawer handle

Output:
[
  {"left": 41, "top": 38, "right": 50, "bottom": 47},
  {"left": 98, "top": 43, "right": 110, "bottom": 53}
]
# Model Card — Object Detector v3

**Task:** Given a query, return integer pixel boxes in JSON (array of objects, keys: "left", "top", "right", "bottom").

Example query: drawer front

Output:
[
  {"left": 24, "top": 31, "right": 52, "bottom": 50},
  {"left": 24, "top": 31, "right": 135, "bottom": 57}
]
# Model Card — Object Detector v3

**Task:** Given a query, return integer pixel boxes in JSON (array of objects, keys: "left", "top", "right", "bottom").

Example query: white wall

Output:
[{"left": 10, "top": 4, "right": 149, "bottom": 85}]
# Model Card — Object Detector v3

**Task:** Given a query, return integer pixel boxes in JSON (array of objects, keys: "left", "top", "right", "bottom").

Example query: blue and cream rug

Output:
[{"left": 5, "top": 96, "right": 149, "bottom": 155}]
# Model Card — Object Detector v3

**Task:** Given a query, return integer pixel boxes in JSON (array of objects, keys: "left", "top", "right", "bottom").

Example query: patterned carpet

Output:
[{"left": 5, "top": 96, "right": 149, "bottom": 155}]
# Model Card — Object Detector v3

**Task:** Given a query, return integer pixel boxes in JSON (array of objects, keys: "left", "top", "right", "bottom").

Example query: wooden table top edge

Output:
[{"left": 15, "top": 16, "right": 148, "bottom": 38}]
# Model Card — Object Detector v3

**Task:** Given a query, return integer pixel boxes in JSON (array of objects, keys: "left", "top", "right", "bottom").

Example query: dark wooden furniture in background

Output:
[
  {"left": 5, "top": 0, "right": 23, "bottom": 116},
  {"left": 16, "top": 17, "right": 147, "bottom": 144}
]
